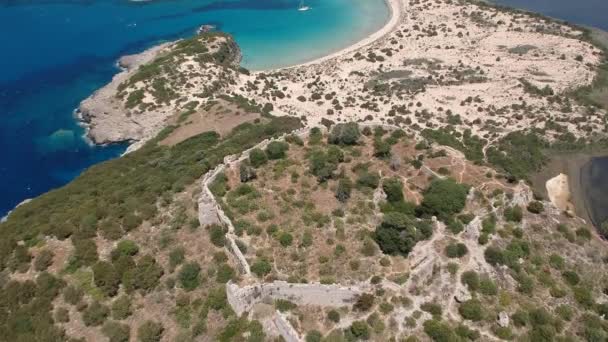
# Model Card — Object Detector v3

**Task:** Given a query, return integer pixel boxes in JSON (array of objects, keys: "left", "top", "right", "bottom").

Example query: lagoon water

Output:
[
  {"left": 581, "top": 157, "right": 608, "bottom": 228},
  {"left": 492, "top": 0, "right": 608, "bottom": 31},
  {"left": 0, "top": 0, "right": 389, "bottom": 215}
]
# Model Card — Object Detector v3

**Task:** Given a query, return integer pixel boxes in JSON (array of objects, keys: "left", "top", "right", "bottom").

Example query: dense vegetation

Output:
[{"left": 0, "top": 116, "right": 301, "bottom": 340}]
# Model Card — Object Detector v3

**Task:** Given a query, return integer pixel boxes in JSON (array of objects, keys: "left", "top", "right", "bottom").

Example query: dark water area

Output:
[
  {"left": 581, "top": 157, "right": 608, "bottom": 228},
  {"left": 491, "top": 0, "right": 608, "bottom": 31}
]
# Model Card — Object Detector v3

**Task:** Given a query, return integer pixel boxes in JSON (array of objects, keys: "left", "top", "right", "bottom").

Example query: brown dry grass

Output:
[{"left": 160, "top": 99, "right": 261, "bottom": 146}]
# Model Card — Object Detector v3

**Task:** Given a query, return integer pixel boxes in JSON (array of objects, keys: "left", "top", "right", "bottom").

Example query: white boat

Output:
[{"left": 298, "top": 0, "right": 310, "bottom": 11}]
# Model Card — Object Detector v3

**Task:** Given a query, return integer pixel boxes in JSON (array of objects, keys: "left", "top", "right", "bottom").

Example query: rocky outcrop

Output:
[{"left": 78, "top": 42, "right": 172, "bottom": 144}]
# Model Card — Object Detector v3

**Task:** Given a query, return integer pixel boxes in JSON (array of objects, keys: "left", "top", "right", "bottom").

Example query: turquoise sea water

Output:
[{"left": 0, "top": 0, "right": 389, "bottom": 215}]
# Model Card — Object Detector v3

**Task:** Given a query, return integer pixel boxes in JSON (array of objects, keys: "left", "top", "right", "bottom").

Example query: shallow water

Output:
[{"left": 0, "top": 0, "right": 389, "bottom": 215}]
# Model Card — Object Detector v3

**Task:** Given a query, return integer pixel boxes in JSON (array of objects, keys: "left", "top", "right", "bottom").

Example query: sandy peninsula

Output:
[{"left": 78, "top": 0, "right": 605, "bottom": 152}]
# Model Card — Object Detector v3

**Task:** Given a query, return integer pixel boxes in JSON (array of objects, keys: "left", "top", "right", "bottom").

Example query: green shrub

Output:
[
  {"left": 33, "top": 249, "right": 54, "bottom": 271},
  {"left": 179, "top": 262, "right": 201, "bottom": 291},
  {"left": 447, "top": 219, "right": 464, "bottom": 234},
  {"left": 63, "top": 285, "right": 84, "bottom": 305},
  {"left": 278, "top": 232, "right": 293, "bottom": 247},
  {"left": 169, "top": 247, "right": 186, "bottom": 269},
  {"left": 479, "top": 276, "right": 498, "bottom": 296},
  {"left": 486, "top": 131, "right": 547, "bottom": 180},
  {"left": 327, "top": 309, "right": 341, "bottom": 323},
  {"left": 348, "top": 320, "right": 370, "bottom": 340},
  {"left": 455, "top": 324, "right": 480, "bottom": 340},
  {"left": 504, "top": 205, "right": 523, "bottom": 222},
  {"left": 72, "top": 238, "right": 99, "bottom": 267},
  {"left": 373, "top": 138, "right": 391, "bottom": 158},
  {"left": 209, "top": 225, "right": 226, "bottom": 247},
  {"left": 548, "top": 254, "right": 565, "bottom": 270},
  {"left": 328, "top": 123, "right": 360, "bottom": 145},
  {"left": 421, "top": 302, "right": 443, "bottom": 317},
  {"left": 357, "top": 171, "right": 380, "bottom": 189},
  {"left": 573, "top": 286, "right": 594, "bottom": 308},
  {"left": 92, "top": 261, "right": 121, "bottom": 297},
  {"left": 511, "top": 310, "right": 529, "bottom": 327},
  {"left": 55, "top": 307, "right": 69, "bottom": 323},
  {"left": 216, "top": 263, "right": 236, "bottom": 283},
  {"left": 102, "top": 321, "right": 130, "bottom": 342},
  {"left": 251, "top": 259, "right": 271, "bottom": 278},
  {"left": 305, "top": 330, "right": 323, "bottom": 342},
  {"left": 561, "top": 270, "right": 580, "bottom": 286},
  {"left": 445, "top": 243, "right": 468, "bottom": 258},
  {"left": 423, "top": 319, "right": 459, "bottom": 342},
  {"left": 527, "top": 201, "right": 544, "bottom": 214},
  {"left": 484, "top": 246, "right": 504, "bottom": 266},
  {"left": 82, "top": 301, "right": 110, "bottom": 326},
  {"left": 249, "top": 148, "right": 268, "bottom": 168},
  {"left": 137, "top": 320, "right": 164, "bottom": 342},
  {"left": 111, "top": 240, "right": 139, "bottom": 261},
  {"left": 123, "top": 255, "right": 163, "bottom": 293},
  {"left": 382, "top": 178, "right": 404, "bottom": 203},
  {"left": 354, "top": 293, "right": 375, "bottom": 311},
  {"left": 458, "top": 299, "right": 484, "bottom": 321},
  {"left": 275, "top": 299, "right": 297, "bottom": 312},
  {"left": 309, "top": 148, "right": 340, "bottom": 182},
  {"left": 239, "top": 162, "right": 256, "bottom": 183},
  {"left": 111, "top": 295, "right": 132, "bottom": 320},
  {"left": 265, "top": 141, "right": 289, "bottom": 160},
  {"left": 335, "top": 177, "right": 353, "bottom": 203},
  {"left": 417, "top": 179, "right": 468, "bottom": 221},
  {"left": 576, "top": 227, "right": 592, "bottom": 240}
]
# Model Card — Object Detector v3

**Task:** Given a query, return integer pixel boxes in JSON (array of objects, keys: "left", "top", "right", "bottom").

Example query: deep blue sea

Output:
[{"left": 0, "top": 0, "right": 389, "bottom": 216}]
